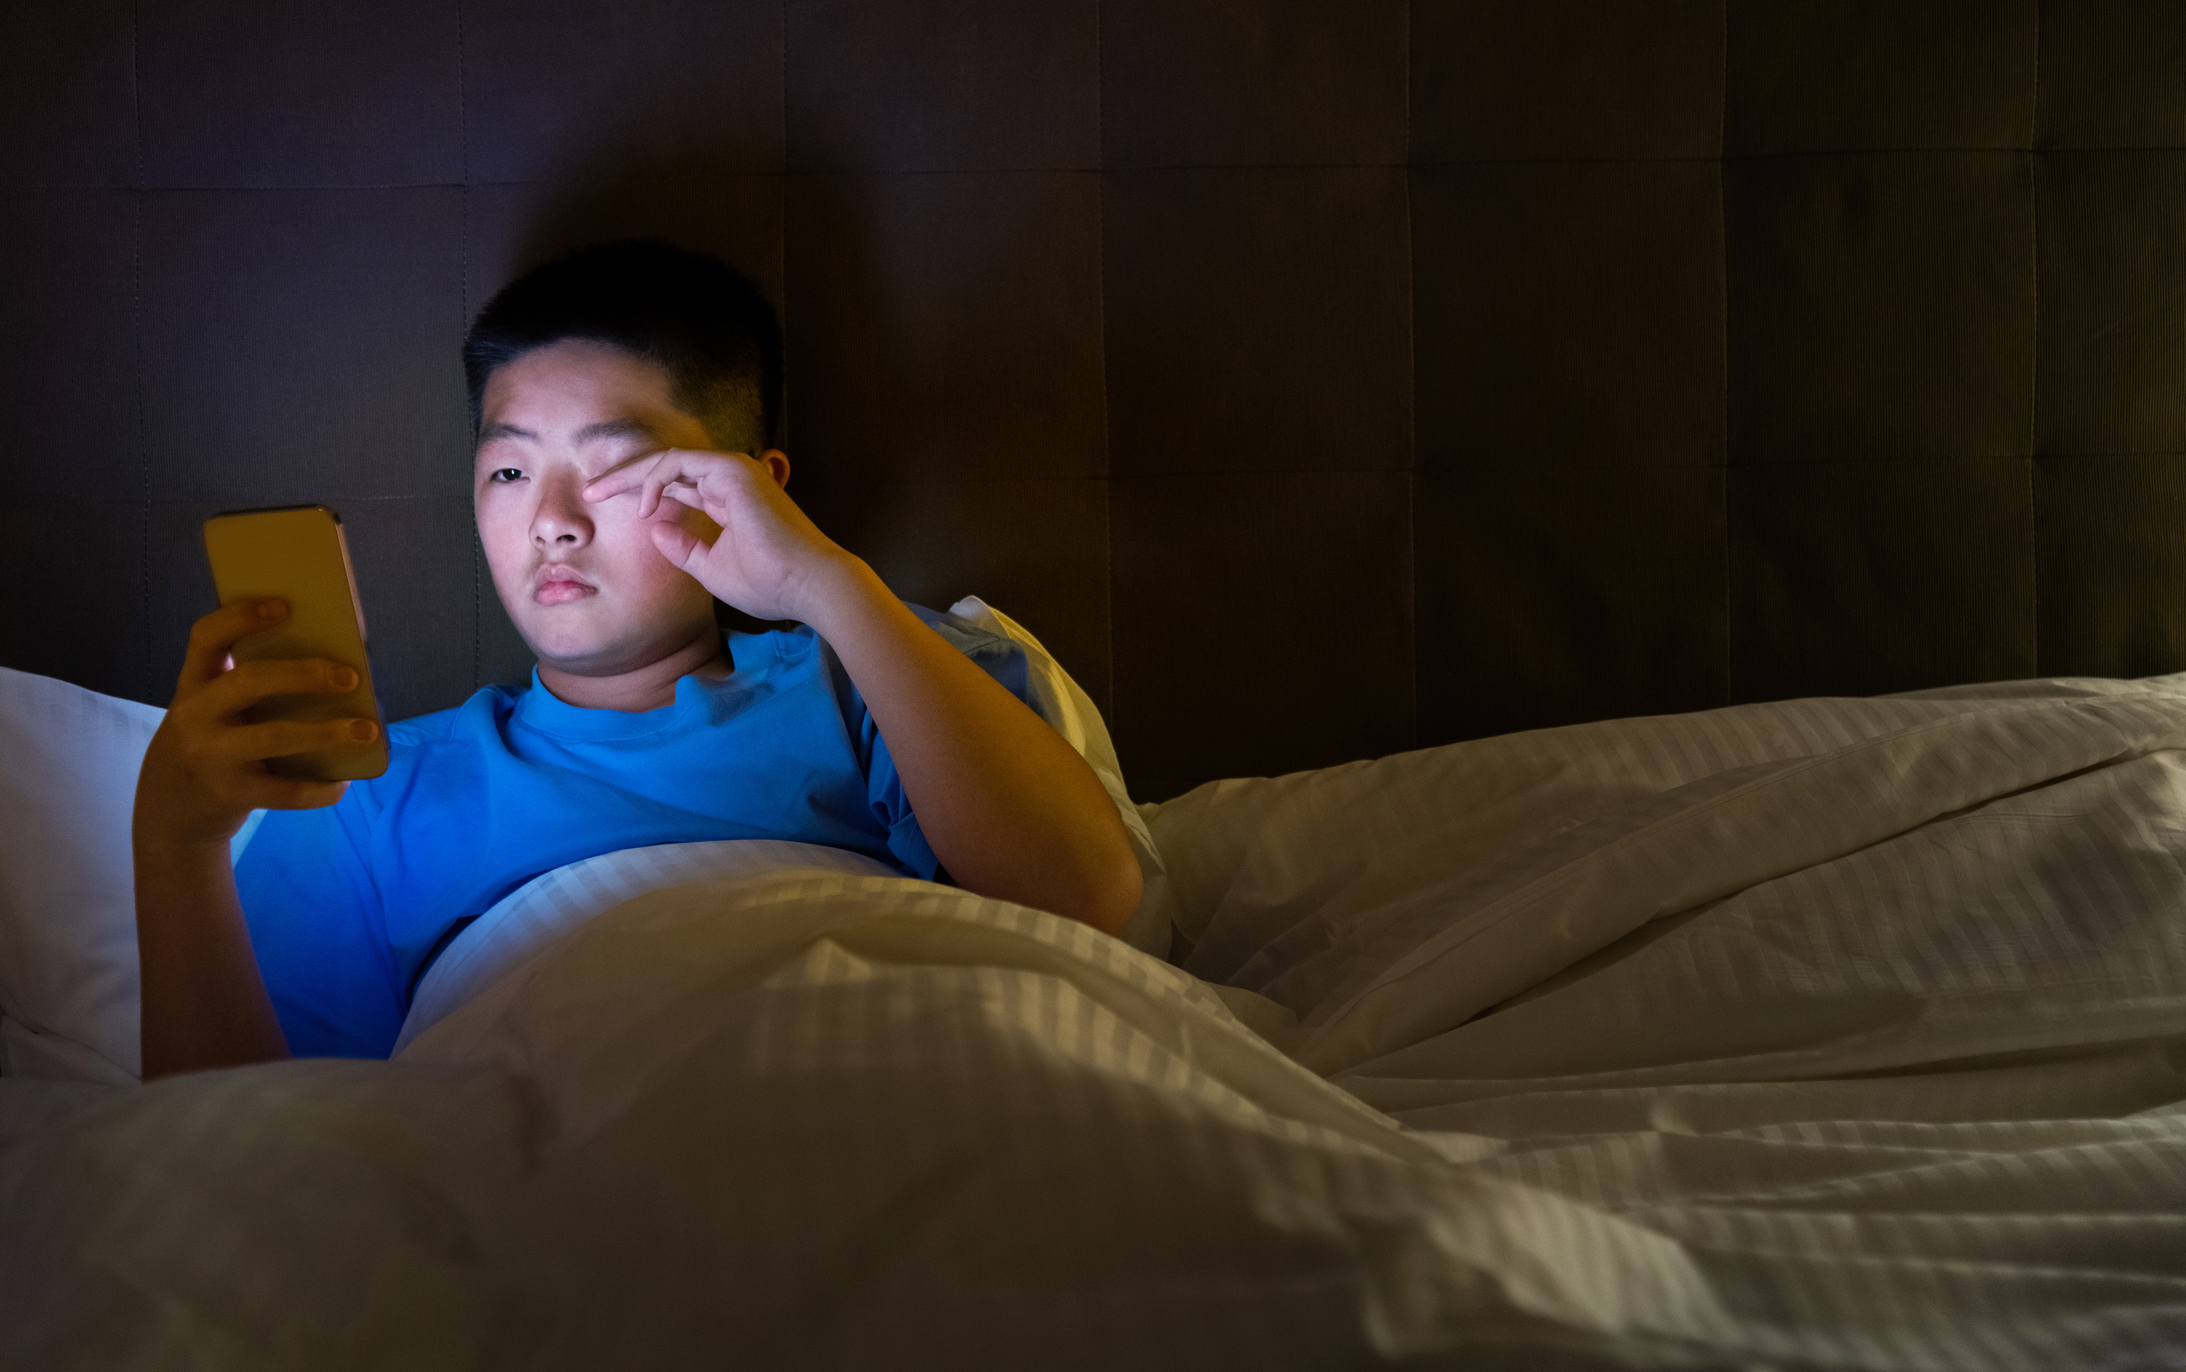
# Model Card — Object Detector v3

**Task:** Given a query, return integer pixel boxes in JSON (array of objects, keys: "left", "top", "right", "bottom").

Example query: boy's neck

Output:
[{"left": 534, "top": 631, "right": 730, "bottom": 713}]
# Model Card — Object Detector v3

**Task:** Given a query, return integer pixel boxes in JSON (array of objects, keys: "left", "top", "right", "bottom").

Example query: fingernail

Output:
[
  {"left": 260, "top": 600, "right": 285, "bottom": 620},
  {"left": 333, "top": 667, "right": 358, "bottom": 690},
  {"left": 349, "top": 719, "right": 377, "bottom": 742}
]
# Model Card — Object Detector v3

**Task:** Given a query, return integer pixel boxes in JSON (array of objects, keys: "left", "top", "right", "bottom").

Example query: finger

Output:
[
  {"left": 649, "top": 518, "right": 707, "bottom": 574},
  {"left": 220, "top": 716, "right": 377, "bottom": 763},
  {"left": 637, "top": 454, "right": 700, "bottom": 519},
  {"left": 586, "top": 447, "right": 735, "bottom": 518},
  {"left": 192, "top": 657, "right": 359, "bottom": 719},
  {"left": 658, "top": 481, "right": 705, "bottom": 512},
  {"left": 582, "top": 448, "right": 679, "bottom": 507},
  {"left": 255, "top": 778, "right": 351, "bottom": 811},
  {"left": 179, "top": 599, "right": 289, "bottom": 691}
]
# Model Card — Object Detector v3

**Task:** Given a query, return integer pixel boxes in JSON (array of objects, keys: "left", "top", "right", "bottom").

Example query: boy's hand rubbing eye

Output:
[{"left": 583, "top": 445, "right": 856, "bottom": 627}]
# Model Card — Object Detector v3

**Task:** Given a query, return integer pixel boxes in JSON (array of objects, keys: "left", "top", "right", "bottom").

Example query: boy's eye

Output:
[{"left": 488, "top": 468, "right": 524, "bottom": 484}]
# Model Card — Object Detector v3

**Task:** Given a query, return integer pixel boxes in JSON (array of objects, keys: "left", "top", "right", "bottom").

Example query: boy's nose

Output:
[{"left": 531, "top": 478, "right": 594, "bottom": 547}]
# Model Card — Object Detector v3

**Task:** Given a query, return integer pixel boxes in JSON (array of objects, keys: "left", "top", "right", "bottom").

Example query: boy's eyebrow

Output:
[
  {"left": 572, "top": 418, "right": 660, "bottom": 445},
  {"left": 477, "top": 418, "right": 660, "bottom": 446}
]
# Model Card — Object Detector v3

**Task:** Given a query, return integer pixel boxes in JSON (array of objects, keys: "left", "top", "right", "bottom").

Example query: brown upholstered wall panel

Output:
[
  {"left": 1730, "top": 459, "right": 2036, "bottom": 701},
  {"left": 1413, "top": 1, "right": 1723, "bottom": 161},
  {"left": 1725, "top": 1, "right": 2036, "bottom": 154},
  {"left": 464, "top": 0, "right": 784, "bottom": 183},
  {"left": 786, "top": 0, "right": 1099, "bottom": 172},
  {"left": 1418, "top": 463, "right": 1731, "bottom": 743},
  {"left": 2036, "top": 456, "right": 2186, "bottom": 678},
  {"left": 789, "top": 172, "right": 1108, "bottom": 487},
  {"left": 0, "top": 2, "right": 139, "bottom": 187},
  {"left": 137, "top": 0, "right": 465, "bottom": 188},
  {"left": 1724, "top": 152, "right": 2036, "bottom": 464},
  {"left": 1, "top": 190, "right": 136, "bottom": 504},
  {"left": 2036, "top": 151, "right": 2186, "bottom": 456},
  {"left": 1414, "top": 161, "right": 1725, "bottom": 469},
  {"left": 2037, "top": 0, "right": 2186, "bottom": 149},
  {"left": 1105, "top": 0, "right": 1408, "bottom": 169},
  {"left": 1107, "top": 165, "right": 1412, "bottom": 480},
  {"left": 1112, "top": 470, "right": 1415, "bottom": 786},
  {"left": 4, "top": 1, "right": 2185, "bottom": 805}
]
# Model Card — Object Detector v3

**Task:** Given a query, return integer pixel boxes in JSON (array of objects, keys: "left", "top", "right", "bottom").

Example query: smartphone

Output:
[{"left": 201, "top": 505, "right": 389, "bottom": 782}]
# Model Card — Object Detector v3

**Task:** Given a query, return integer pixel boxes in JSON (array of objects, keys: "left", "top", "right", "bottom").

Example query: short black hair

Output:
[{"left": 462, "top": 239, "right": 783, "bottom": 452}]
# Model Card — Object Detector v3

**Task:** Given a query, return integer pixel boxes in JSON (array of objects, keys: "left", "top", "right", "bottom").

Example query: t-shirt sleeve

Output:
[
  {"left": 856, "top": 608, "right": 1044, "bottom": 883},
  {"left": 233, "top": 793, "right": 406, "bottom": 1058}
]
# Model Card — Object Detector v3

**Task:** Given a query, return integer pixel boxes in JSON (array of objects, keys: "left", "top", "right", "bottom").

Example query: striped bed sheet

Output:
[
  {"left": 1149, "top": 676, "right": 2186, "bottom": 1368},
  {"left": 4, "top": 679, "right": 2183, "bottom": 1368}
]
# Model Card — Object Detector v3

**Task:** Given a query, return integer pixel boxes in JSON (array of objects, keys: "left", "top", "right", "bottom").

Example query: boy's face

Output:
[{"left": 474, "top": 340, "right": 724, "bottom": 679}]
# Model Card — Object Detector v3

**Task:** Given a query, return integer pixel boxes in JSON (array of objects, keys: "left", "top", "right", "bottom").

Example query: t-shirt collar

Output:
[{"left": 511, "top": 643, "right": 743, "bottom": 742}]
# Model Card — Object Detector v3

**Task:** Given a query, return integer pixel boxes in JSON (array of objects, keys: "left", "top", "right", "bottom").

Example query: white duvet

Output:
[{"left": 5, "top": 679, "right": 2185, "bottom": 1370}]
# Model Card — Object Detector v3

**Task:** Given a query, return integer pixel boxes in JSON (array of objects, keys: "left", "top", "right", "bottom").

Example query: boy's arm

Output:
[
  {"left": 589, "top": 448, "right": 1143, "bottom": 937},
  {"left": 801, "top": 559, "right": 1143, "bottom": 936},
  {"left": 134, "top": 599, "right": 377, "bottom": 1077},
  {"left": 134, "top": 836, "right": 288, "bottom": 1077}
]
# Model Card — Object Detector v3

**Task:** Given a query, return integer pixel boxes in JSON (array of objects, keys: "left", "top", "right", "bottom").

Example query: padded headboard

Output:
[{"left": 5, "top": 2, "right": 2184, "bottom": 802}]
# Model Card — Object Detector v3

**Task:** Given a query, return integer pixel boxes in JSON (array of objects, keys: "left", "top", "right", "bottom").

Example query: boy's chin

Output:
[
  {"left": 519, "top": 617, "right": 637, "bottom": 674},
  {"left": 517, "top": 614, "right": 708, "bottom": 680}
]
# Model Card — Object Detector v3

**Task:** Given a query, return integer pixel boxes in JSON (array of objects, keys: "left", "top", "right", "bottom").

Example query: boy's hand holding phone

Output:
[
  {"left": 136, "top": 499, "right": 387, "bottom": 1078},
  {"left": 133, "top": 599, "right": 378, "bottom": 855}
]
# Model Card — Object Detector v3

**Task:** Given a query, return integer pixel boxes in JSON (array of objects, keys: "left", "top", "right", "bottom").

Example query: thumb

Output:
[{"left": 650, "top": 519, "right": 708, "bottom": 573}]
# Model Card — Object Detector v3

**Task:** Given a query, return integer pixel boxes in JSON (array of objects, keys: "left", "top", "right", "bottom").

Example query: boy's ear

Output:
[{"left": 757, "top": 449, "right": 791, "bottom": 489}]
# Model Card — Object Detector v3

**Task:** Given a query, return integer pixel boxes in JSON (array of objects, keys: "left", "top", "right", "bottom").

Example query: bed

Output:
[
  {"left": 7, "top": 2, "right": 2186, "bottom": 1367},
  {"left": 4, "top": 617, "right": 2183, "bottom": 1369}
]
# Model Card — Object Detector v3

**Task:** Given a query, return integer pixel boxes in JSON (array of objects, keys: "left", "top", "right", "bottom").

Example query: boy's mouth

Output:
[{"left": 533, "top": 566, "right": 598, "bottom": 606}]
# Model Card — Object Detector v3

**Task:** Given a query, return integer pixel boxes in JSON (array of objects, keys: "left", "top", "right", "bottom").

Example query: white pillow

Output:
[
  {"left": 0, "top": 666, "right": 160, "bottom": 1084},
  {"left": 0, "top": 602, "right": 1169, "bottom": 1082}
]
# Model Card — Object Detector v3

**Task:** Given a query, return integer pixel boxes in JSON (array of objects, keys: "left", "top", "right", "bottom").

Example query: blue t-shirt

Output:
[{"left": 236, "top": 603, "right": 1035, "bottom": 1059}]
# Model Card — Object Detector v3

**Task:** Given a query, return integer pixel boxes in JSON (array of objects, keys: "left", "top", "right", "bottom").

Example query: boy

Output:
[{"left": 132, "top": 241, "right": 1141, "bottom": 1079}]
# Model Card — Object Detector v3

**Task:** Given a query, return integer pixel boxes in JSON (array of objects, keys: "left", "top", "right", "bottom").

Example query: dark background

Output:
[{"left": 4, "top": 1, "right": 2185, "bottom": 803}]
